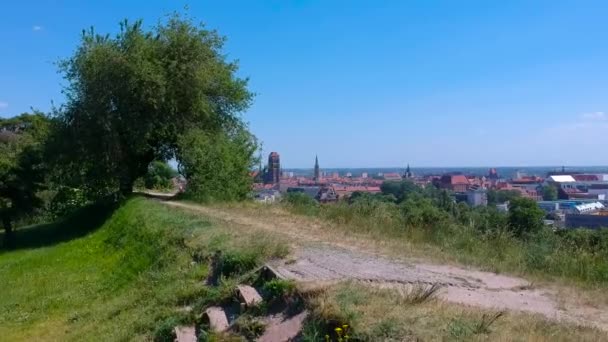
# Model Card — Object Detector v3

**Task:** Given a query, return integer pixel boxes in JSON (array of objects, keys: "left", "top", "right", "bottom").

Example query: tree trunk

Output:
[
  {"left": 2, "top": 215, "right": 14, "bottom": 248},
  {"left": 119, "top": 173, "right": 134, "bottom": 197}
]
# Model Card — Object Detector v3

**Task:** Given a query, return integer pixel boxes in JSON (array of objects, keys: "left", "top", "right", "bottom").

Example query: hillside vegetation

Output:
[
  {"left": 282, "top": 186, "right": 608, "bottom": 288},
  {"left": 0, "top": 198, "right": 288, "bottom": 341}
]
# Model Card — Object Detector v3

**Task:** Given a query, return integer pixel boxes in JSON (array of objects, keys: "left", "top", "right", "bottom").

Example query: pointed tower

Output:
[
  {"left": 314, "top": 155, "right": 320, "bottom": 182},
  {"left": 404, "top": 163, "right": 413, "bottom": 179}
]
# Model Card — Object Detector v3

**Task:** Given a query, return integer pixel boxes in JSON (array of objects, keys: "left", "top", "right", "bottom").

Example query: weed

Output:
[
  {"left": 263, "top": 279, "right": 297, "bottom": 301},
  {"left": 403, "top": 283, "right": 441, "bottom": 304},
  {"left": 233, "top": 315, "right": 266, "bottom": 340},
  {"left": 474, "top": 311, "right": 505, "bottom": 334}
]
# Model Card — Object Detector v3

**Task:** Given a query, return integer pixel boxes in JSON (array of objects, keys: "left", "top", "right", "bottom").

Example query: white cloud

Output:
[
  {"left": 32, "top": 25, "right": 43, "bottom": 31},
  {"left": 581, "top": 111, "right": 606, "bottom": 121},
  {"left": 0, "top": 101, "right": 8, "bottom": 110}
]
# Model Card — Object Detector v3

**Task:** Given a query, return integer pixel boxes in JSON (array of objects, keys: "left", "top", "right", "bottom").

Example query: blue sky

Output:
[{"left": 2, "top": 1, "right": 608, "bottom": 167}]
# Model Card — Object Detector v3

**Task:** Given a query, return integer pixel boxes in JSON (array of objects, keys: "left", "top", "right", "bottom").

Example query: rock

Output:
[
  {"left": 174, "top": 325, "right": 197, "bottom": 342},
  {"left": 258, "top": 311, "right": 308, "bottom": 342},
  {"left": 203, "top": 306, "right": 229, "bottom": 332},
  {"left": 236, "top": 284, "right": 263, "bottom": 307}
]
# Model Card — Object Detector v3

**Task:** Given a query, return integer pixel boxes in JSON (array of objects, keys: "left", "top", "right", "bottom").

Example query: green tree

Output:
[
  {"left": 144, "top": 161, "right": 178, "bottom": 190},
  {"left": 176, "top": 126, "right": 257, "bottom": 201},
  {"left": 0, "top": 113, "right": 50, "bottom": 246},
  {"left": 380, "top": 180, "right": 421, "bottom": 203},
  {"left": 508, "top": 197, "right": 545, "bottom": 237},
  {"left": 542, "top": 185, "right": 558, "bottom": 201},
  {"left": 55, "top": 14, "right": 252, "bottom": 195},
  {"left": 487, "top": 189, "right": 521, "bottom": 205}
]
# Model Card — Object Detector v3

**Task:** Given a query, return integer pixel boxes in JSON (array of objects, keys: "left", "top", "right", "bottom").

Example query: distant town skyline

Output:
[{"left": 3, "top": 1, "right": 608, "bottom": 166}]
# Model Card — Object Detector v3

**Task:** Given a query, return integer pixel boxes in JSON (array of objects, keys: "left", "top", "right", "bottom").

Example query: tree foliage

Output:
[
  {"left": 0, "top": 113, "right": 50, "bottom": 246},
  {"left": 380, "top": 180, "right": 422, "bottom": 203},
  {"left": 487, "top": 189, "right": 521, "bottom": 205},
  {"left": 55, "top": 14, "right": 253, "bottom": 195},
  {"left": 542, "top": 185, "right": 558, "bottom": 201},
  {"left": 177, "top": 127, "right": 257, "bottom": 201},
  {"left": 144, "top": 161, "right": 178, "bottom": 190},
  {"left": 508, "top": 197, "right": 545, "bottom": 237}
]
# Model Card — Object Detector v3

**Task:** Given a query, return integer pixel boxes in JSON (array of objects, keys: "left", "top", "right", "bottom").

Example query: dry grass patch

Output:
[{"left": 299, "top": 281, "right": 607, "bottom": 341}]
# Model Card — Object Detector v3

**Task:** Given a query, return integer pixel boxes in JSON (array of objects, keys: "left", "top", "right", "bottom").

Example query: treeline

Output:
[
  {"left": 0, "top": 14, "right": 258, "bottom": 247},
  {"left": 284, "top": 181, "right": 608, "bottom": 285}
]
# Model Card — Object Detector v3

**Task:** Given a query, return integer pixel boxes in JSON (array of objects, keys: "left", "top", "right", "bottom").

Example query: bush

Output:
[
  {"left": 49, "top": 186, "right": 88, "bottom": 219},
  {"left": 263, "top": 279, "right": 296, "bottom": 301},
  {"left": 144, "top": 161, "right": 177, "bottom": 190},
  {"left": 177, "top": 127, "right": 258, "bottom": 202},
  {"left": 283, "top": 192, "right": 319, "bottom": 215},
  {"left": 508, "top": 197, "right": 545, "bottom": 237},
  {"left": 219, "top": 250, "right": 260, "bottom": 277}
]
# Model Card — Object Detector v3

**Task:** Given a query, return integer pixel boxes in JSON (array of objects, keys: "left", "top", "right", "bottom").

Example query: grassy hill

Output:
[
  {"left": 1, "top": 197, "right": 607, "bottom": 341},
  {"left": 0, "top": 197, "right": 288, "bottom": 341}
]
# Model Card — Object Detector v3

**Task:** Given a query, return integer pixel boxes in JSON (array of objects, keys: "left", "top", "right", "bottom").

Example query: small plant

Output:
[
  {"left": 448, "top": 311, "right": 505, "bottom": 338},
  {"left": 233, "top": 315, "right": 266, "bottom": 340},
  {"left": 473, "top": 311, "right": 504, "bottom": 334},
  {"left": 324, "top": 324, "right": 351, "bottom": 342},
  {"left": 404, "top": 283, "right": 441, "bottom": 304},
  {"left": 219, "top": 250, "right": 259, "bottom": 277},
  {"left": 263, "top": 279, "right": 296, "bottom": 301},
  {"left": 152, "top": 316, "right": 181, "bottom": 342}
]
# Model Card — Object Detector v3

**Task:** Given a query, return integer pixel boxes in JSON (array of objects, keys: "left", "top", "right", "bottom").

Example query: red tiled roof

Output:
[
  {"left": 573, "top": 174, "right": 600, "bottom": 181},
  {"left": 451, "top": 175, "right": 469, "bottom": 185}
]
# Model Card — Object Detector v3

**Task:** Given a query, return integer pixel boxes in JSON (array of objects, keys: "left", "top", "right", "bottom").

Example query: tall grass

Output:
[{"left": 284, "top": 198, "right": 608, "bottom": 286}]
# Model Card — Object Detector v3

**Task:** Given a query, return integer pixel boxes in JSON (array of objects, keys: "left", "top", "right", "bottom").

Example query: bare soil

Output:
[{"left": 164, "top": 201, "right": 608, "bottom": 331}]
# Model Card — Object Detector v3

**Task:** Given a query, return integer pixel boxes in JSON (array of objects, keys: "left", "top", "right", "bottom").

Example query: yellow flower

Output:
[
  {"left": 342, "top": 324, "right": 349, "bottom": 330},
  {"left": 335, "top": 327, "right": 343, "bottom": 333}
]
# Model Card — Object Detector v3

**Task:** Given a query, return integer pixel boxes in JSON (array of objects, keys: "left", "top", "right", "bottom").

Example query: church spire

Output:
[
  {"left": 404, "top": 163, "right": 412, "bottom": 179},
  {"left": 314, "top": 155, "right": 320, "bottom": 182}
]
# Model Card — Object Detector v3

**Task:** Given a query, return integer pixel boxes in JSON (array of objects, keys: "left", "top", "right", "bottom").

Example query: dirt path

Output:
[{"left": 164, "top": 201, "right": 608, "bottom": 331}]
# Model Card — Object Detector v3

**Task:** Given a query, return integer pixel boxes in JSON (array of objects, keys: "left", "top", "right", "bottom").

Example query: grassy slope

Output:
[
  {"left": 2, "top": 198, "right": 607, "bottom": 341},
  {"left": 0, "top": 197, "right": 288, "bottom": 341}
]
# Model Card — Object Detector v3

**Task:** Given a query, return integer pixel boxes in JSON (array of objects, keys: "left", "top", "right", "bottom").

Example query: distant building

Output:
[
  {"left": 383, "top": 173, "right": 402, "bottom": 181},
  {"left": 487, "top": 168, "right": 499, "bottom": 180},
  {"left": 437, "top": 174, "right": 470, "bottom": 193},
  {"left": 254, "top": 189, "right": 281, "bottom": 203},
  {"left": 466, "top": 188, "right": 488, "bottom": 207},
  {"left": 316, "top": 186, "right": 339, "bottom": 203},
  {"left": 361, "top": 172, "right": 368, "bottom": 179},
  {"left": 265, "top": 152, "right": 281, "bottom": 184},
  {"left": 566, "top": 207, "right": 608, "bottom": 229},
  {"left": 313, "top": 155, "right": 320, "bottom": 182},
  {"left": 403, "top": 164, "right": 413, "bottom": 179}
]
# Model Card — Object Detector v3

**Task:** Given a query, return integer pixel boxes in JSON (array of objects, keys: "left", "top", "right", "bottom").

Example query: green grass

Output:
[{"left": 0, "top": 197, "right": 288, "bottom": 341}]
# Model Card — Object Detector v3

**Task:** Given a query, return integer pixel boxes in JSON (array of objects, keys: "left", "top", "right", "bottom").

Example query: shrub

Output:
[
  {"left": 219, "top": 250, "right": 260, "bottom": 277},
  {"left": 49, "top": 186, "right": 88, "bottom": 218},
  {"left": 263, "top": 279, "right": 296, "bottom": 301}
]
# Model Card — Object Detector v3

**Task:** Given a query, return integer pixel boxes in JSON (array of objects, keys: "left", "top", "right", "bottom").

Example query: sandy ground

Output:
[{"left": 163, "top": 200, "right": 608, "bottom": 331}]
